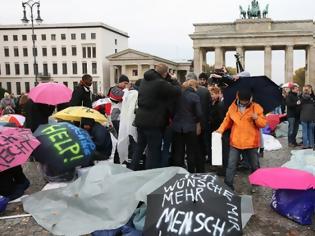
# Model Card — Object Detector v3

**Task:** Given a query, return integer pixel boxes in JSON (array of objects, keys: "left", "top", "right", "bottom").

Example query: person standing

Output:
[
  {"left": 285, "top": 84, "right": 301, "bottom": 147},
  {"left": 69, "top": 74, "right": 93, "bottom": 107},
  {"left": 131, "top": 64, "right": 181, "bottom": 170},
  {"left": 217, "top": 89, "right": 267, "bottom": 191}
]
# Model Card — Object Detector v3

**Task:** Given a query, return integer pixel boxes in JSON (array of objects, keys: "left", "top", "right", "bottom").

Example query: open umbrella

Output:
[
  {"left": 52, "top": 106, "right": 107, "bottom": 124},
  {"left": 0, "top": 114, "right": 25, "bottom": 127},
  {"left": 144, "top": 173, "right": 242, "bottom": 236},
  {"left": 28, "top": 82, "right": 72, "bottom": 105},
  {"left": 33, "top": 122, "right": 95, "bottom": 174},
  {"left": 92, "top": 98, "right": 112, "bottom": 116},
  {"left": 223, "top": 76, "right": 283, "bottom": 113},
  {"left": 249, "top": 167, "right": 315, "bottom": 190},
  {"left": 0, "top": 127, "right": 40, "bottom": 172}
]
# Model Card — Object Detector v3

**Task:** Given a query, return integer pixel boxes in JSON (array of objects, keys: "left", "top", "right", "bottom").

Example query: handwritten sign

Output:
[{"left": 145, "top": 174, "right": 242, "bottom": 236}]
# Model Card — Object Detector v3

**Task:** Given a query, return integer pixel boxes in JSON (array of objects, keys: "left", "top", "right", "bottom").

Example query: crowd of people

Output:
[{"left": 1, "top": 63, "right": 314, "bottom": 202}]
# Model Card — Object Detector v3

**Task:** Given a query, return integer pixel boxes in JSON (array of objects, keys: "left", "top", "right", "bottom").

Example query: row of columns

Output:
[{"left": 194, "top": 45, "right": 315, "bottom": 85}]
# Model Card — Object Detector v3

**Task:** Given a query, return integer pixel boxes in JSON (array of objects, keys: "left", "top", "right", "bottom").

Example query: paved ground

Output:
[{"left": 0, "top": 137, "right": 314, "bottom": 235}]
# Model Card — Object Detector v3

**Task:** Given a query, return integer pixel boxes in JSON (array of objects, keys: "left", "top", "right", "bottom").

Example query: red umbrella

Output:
[{"left": 28, "top": 82, "right": 72, "bottom": 105}]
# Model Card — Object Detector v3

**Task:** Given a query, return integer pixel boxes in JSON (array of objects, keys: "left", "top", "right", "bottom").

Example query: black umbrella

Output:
[
  {"left": 144, "top": 173, "right": 242, "bottom": 236},
  {"left": 223, "top": 76, "right": 283, "bottom": 113},
  {"left": 32, "top": 122, "right": 96, "bottom": 174}
]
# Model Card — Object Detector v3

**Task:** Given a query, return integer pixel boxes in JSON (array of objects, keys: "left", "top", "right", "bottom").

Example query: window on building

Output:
[
  {"left": 52, "top": 47, "right": 57, "bottom": 56},
  {"left": 115, "top": 39, "right": 117, "bottom": 45},
  {"left": 93, "top": 47, "right": 96, "bottom": 58},
  {"left": 62, "top": 63, "right": 67, "bottom": 74},
  {"left": 82, "top": 62, "right": 87, "bottom": 74},
  {"left": 72, "top": 62, "right": 77, "bottom": 74},
  {"left": 24, "top": 64, "right": 29, "bottom": 75},
  {"left": 53, "top": 63, "right": 58, "bottom": 74},
  {"left": 81, "top": 33, "right": 86, "bottom": 40},
  {"left": 71, "top": 46, "right": 77, "bottom": 56},
  {"left": 3, "top": 35, "right": 8, "bottom": 41},
  {"left": 61, "top": 47, "right": 67, "bottom": 56},
  {"left": 33, "top": 47, "right": 37, "bottom": 57},
  {"left": 42, "top": 47, "right": 47, "bottom": 56},
  {"left": 92, "top": 62, "right": 97, "bottom": 74},
  {"left": 43, "top": 63, "right": 48, "bottom": 75},
  {"left": 91, "top": 33, "right": 96, "bottom": 39},
  {"left": 4, "top": 48, "right": 9, "bottom": 57},
  {"left": 41, "top": 34, "right": 46, "bottom": 40},
  {"left": 32, "top": 34, "right": 37, "bottom": 41},
  {"left": 22, "top": 35, "right": 27, "bottom": 41},
  {"left": 15, "top": 64, "right": 20, "bottom": 75},
  {"left": 115, "top": 49, "right": 118, "bottom": 53},
  {"left": 51, "top": 34, "right": 56, "bottom": 40},
  {"left": 6, "top": 82, "right": 11, "bottom": 93},
  {"left": 82, "top": 47, "right": 87, "bottom": 58},
  {"left": 13, "top": 35, "right": 18, "bottom": 41},
  {"left": 63, "top": 82, "right": 68, "bottom": 87},
  {"left": 5, "top": 63, "right": 10, "bottom": 75},
  {"left": 61, "top": 34, "right": 66, "bottom": 40},
  {"left": 14, "top": 47, "right": 19, "bottom": 57},
  {"left": 71, "top": 33, "right": 76, "bottom": 40},
  {"left": 87, "top": 47, "right": 91, "bottom": 58},
  {"left": 73, "top": 81, "right": 78, "bottom": 88},
  {"left": 92, "top": 81, "right": 97, "bottom": 94},
  {"left": 25, "top": 82, "right": 30, "bottom": 93},
  {"left": 23, "top": 48, "right": 28, "bottom": 57},
  {"left": 16, "top": 82, "right": 21, "bottom": 95},
  {"left": 132, "top": 69, "right": 138, "bottom": 76}
]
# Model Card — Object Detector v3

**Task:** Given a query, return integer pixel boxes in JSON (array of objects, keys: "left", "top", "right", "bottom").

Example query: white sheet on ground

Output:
[
  {"left": 212, "top": 132, "right": 222, "bottom": 166},
  {"left": 262, "top": 134, "right": 282, "bottom": 151},
  {"left": 282, "top": 149, "right": 315, "bottom": 175}
]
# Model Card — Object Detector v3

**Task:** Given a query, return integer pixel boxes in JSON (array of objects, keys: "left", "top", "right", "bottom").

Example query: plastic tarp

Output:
[
  {"left": 282, "top": 149, "right": 315, "bottom": 175},
  {"left": 211, "top": 132, "right": 222, "bottom": 166},
  {"left": 22, "top": 163, "right": 188, "bottom": 236},
  {"left": 262, "top": 134, "right": 282, "bottom": 151}
]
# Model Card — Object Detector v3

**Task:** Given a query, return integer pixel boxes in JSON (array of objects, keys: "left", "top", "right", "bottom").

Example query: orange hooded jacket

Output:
[{"left": 217, "top": 100, "right": 267, "bottom": 149}]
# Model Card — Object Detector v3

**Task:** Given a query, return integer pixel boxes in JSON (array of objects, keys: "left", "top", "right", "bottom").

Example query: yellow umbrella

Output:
[{"left": 52, "top": 106, "right": 107, "bottom": 124}]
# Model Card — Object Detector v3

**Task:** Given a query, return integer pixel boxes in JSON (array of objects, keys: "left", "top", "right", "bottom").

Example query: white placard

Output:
[{"left": 212, "top": 132, "right": 223, "bottom": 166}]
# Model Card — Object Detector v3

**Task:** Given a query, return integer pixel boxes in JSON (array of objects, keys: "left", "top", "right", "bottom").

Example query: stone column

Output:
[
  {"left": 121, "top": 65, "right": 126, "bottom": 75},
  {"left": 109, "top": 65, "right": 115, "bottom": 87},
  {"left": 264, "top": 46, "right": 272, "bottom": 78},
  {"left": 150, "top": 64, "right": 155, "bottom": 69},
  {"left": 306, "top": 46, "right": 315, "bottom": 87},
  {"left": 285, "top": 45, "right": 294, "bottom": 83},
  {"left": 137, "top": 64, "right": 142, "bottom": 78},
  {"left": 215, "top": 47, "right": 224, "bottom": 68},
  {"left": 193, "top": 47, "right": 203, "bottom": 75},
  {"left": 236, "top": 47, "right": 245, "bottom": 67}
]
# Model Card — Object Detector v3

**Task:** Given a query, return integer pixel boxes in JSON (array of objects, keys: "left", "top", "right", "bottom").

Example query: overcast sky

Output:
[{"left": 1, "top": 0, "right": 314, "bottom": 84}]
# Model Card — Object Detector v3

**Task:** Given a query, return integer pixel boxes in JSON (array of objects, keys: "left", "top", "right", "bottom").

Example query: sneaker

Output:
[{"left": 288, "top": 143, "right": 296, "bottom": 148}]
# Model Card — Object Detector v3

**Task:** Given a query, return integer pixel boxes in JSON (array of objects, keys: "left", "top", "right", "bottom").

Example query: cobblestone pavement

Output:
[{"left": 0, "top": 137, "right": 314, "bottom": 235}]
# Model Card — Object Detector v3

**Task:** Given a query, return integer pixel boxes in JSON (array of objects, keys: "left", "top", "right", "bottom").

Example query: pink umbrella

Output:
[
  {"left": 0, "top": 127, "right": 40, "bottom": 172},
  {"left": 28, "top": 82, "right": 72, "bottom": 105},
  {"left": 249, "top": 167, "right": 315, "bottom": 190}
]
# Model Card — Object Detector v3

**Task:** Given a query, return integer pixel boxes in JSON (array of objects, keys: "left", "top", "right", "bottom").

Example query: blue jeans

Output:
[
  {"left": 301, "top": 121, "right": 315, "bottom": 148},
  {"left": 130, "top": 127, "right": 163, "bottom": 170},
  {"left": 288, "top": 117, "right": 300, "bottom": 144},
  {"left": 224, "top": 147, "right": 260, "bottom": 190}
]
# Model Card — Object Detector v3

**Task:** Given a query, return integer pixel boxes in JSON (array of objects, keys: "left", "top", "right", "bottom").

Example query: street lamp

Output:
[{"left": 21, "top": 0, "right": 43, "bottom": 85}]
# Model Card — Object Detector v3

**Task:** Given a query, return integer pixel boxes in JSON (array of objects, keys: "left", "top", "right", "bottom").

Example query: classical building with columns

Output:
[
  {"left": 190, "top": 19, "right": 315, "bottom": 85},
  {"left": 107, "top": 48, "right": 192, "bottom": 86}
]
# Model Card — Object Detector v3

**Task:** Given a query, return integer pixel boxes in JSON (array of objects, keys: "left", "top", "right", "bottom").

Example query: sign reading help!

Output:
[
  {"left": 33, "top": 122, "right": 95, "bottom": 174},
  {"left": 144, "top": 173, "right": 242, "bottom": 236},
  {"left": 0, "top": 127, "right": 40, "bottom": 172}
]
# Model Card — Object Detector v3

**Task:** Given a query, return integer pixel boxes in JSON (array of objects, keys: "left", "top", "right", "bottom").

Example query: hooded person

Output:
[
  {"left": 69, "top": 74, "right": 93, "bottom": 108},
  {"left": 0, "top": 92, "right": 15, "bottom": 115}
]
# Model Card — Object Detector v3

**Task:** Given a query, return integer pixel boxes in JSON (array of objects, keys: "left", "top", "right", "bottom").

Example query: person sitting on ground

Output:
[{"left": 216, "top": 88, "right": 267, "bottom": 192}]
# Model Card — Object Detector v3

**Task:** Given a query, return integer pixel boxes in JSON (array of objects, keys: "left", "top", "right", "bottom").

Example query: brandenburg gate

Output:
[{"left": 190, "top": 2, "right": 315, "bottom": 85}]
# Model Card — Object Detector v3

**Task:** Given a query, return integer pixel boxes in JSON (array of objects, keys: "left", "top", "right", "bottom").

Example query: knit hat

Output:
[
  {"left": 118, "top": 75, "right": 129, "bottom": 83},
  {"left": 109, "top": 86, "right": 124, "bottom": 103}
]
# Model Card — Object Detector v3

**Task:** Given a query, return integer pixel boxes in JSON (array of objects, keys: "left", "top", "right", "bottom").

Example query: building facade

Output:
[
  {"left": 0, "top": 22, "right": 128, "bottom": 95},
  {"left": 107, "top": 48, "right": 192, "bottom": 85}
]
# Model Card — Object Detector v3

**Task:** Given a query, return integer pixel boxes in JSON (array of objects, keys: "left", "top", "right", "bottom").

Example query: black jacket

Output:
[
  {"left": 285, "top": 91, "right": 301, "bottom": 118},
  {"left": 300, "top": 94, "right": 315, "bottom": 122},
  {"left": 209, "top": 100, "right": 226, "bottom": 132},
  {"left": 172, "top": 87, "right": 203, "bottom": 133},
  {"left": 135, "top": 69, "right": 181, "bottom": 128},
  {"left": 196, "top": 86, "right": 211, "bottom": 128},
  {"left": 69, "top": 85, "right": 92, "bottom": 108}
]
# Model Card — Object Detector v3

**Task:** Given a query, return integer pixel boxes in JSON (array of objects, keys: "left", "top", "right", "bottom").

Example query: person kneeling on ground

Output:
[{"left": 216, "top": 89, "right": 267, "bottom": 192}]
